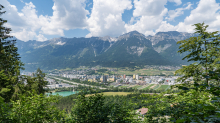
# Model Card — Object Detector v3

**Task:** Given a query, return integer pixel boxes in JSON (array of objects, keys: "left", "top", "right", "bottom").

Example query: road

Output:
[{"left": 49, "top": 76, "right": 107, "bottom": 89}]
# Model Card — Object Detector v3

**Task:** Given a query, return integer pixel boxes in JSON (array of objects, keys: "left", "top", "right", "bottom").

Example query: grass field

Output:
[
  {"left": 87, "top": 92, "right": 133, "bottom": 96},
  {"left": 142, "top": 84, "right": 154, "bottom": 90},
  {"left": 132, "top": 85, "right": 142, "bottom": 89},
  {"left": 153, "top": 85, "right": 160, "bottom": 90},
  {"left": 137, "top": 84, "right": 148, "bottom": 89},
  {"left": 157, "top": 85, "right": 170, "bottom": 90},
  {"left": 119, "top": 86, "right": 129, "bottom": 88},
  {"left": 115, "top": 69, "right": 175, "bottom": 76}
]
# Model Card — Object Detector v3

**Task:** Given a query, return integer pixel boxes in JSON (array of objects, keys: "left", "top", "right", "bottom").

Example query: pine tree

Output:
[
  {"left": 0, "top": 4, "right": 24, "bottom": 102},
  {"left": 32, "top": 68, "right": 48, "bottom": 94}
]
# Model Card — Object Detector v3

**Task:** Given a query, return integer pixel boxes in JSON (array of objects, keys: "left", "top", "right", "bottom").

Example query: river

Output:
[{"left": 46, "top": 91, "right": 79, "bottom": 97}]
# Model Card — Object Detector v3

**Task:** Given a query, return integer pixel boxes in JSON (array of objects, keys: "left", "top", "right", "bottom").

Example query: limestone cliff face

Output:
[{"left": 146, "top": 31, "right": 197, "bottom": 45}]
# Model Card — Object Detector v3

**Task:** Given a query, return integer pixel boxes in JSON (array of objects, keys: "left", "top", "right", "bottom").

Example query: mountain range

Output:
[{"left": 16, "top": 31, "right": 197, "bottom": 71}]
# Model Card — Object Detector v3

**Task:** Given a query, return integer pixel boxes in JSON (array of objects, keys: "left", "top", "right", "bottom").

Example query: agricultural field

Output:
[
  {"left": 115, "top": 68, "right": 175, "bottom": 76},
  {"left": 87, "top": 92, "right": 133, "bottom": 96},
  {"left": 138, "top": 84, "right": 170, "bottom": 90},
  {"left": 82, "top": 67, "right": 176, "bottom": 76},
  {"left": 119, "top": 85, "right": 129, "bottom": 88},
  {"left": 153, "top": 84, "right": 160, "bottom": 90},
  {"left": 132, "top": 85, "right": 142, "bottom": 89},
  {"left": 157, "top": 85, "right": 170, "bottom": 90},
  {"left": 142, "top": 84, "right": 154, "bottom": 90}
]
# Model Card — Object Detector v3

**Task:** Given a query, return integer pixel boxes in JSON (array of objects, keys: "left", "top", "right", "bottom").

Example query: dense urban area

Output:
[{"left": 21, "top": 65, "right": 183, "bottom": 92}]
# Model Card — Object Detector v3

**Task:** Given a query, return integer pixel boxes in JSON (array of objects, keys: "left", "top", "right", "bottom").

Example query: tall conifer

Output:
[{"left": 0, "top": 5, "right": 23, "bottom": 102}]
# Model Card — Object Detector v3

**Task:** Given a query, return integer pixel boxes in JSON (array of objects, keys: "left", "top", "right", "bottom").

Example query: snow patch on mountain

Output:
[{"left": 56, "top": 41, "right": 66, "bottom": 45}]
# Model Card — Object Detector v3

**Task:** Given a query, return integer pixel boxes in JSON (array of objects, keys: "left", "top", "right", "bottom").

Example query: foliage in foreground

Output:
[
  {"left": 142, "top": 23, "right": 220, "bottom": 122},
  {"left": 0, "top": 92, "right": 141, "bottom": 123},
  {"left": 0, "top": 92, "right": 67, "bottom": 122},
  {"left": 71, "top": 93, "right": 138, "bottom": 123}
]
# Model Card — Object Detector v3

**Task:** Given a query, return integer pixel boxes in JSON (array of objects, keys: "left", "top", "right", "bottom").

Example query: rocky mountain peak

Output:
[
  {"left": 155, "top": 31, "right": 181, "bottom": 36},
  {"left": 147, "top": 31, "right": 197, "bottom": 45},
  {"left": 99, "top": 36, "right": 117, "bottom": 42},
  {"left": 118, "top": 30, "right": 145, "bottom": 40}
]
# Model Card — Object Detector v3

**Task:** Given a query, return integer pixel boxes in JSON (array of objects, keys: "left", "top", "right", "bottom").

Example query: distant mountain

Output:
[
  {"left": 16, "top": 31, "right": 197, "bottom": 71},
  {"left": 147, "top": 31, "right": 197, "bottom": 45},
  {"left": 148, "top": 31, "right": 197, "bottom": 65}
]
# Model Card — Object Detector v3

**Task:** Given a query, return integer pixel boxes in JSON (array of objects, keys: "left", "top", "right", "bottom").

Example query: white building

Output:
[
  {"left": 55, "top": 84, "right": 62, "bottom": 88},
  {"left": 136, "top": 75, "right": 139, "bottom": 80},
  {"left": 129, "top": 78, "right": 133, "bottom": 83}
]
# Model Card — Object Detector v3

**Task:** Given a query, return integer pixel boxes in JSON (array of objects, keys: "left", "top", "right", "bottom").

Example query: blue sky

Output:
[{"left": 1, "top": 0, "right": 220, "bottom": 41}]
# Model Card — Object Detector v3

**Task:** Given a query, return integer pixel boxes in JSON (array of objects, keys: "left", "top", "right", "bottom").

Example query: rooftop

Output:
[{"left": 138, "top": 108, "right": 148, "bottom": 115}]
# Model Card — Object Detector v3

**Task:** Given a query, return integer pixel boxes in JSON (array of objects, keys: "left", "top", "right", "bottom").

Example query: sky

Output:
[{"left": 1, "top": 0, "right": 220, "bottom": 41}]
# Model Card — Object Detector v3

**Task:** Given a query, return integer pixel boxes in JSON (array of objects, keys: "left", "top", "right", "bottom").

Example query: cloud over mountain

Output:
[{"left": 2, "top": 0, "right": 220, "bottom": 41}]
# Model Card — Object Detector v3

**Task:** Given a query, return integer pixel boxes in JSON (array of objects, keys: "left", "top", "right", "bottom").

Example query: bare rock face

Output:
[
  {"left": 154, "top": 44, "right": 172, "bottom": 53},
  {"left": 126, "top": 46, "right": 145, "bottom": 56},
  {"left": 118, "top": 30, "right": 146, "bottom": 40},
  {"left": 146, "top": 31, "right": 197, "bottom": 46}
]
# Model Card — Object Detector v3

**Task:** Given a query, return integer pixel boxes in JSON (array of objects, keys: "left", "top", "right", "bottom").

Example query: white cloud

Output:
[
  {"left": 3, "top": 0, "right": 220, "bottom": 41},
  {"left": 1, "top": 0, "right": 89, "bottom": 41},
  {"left": 10, "top": 29, "right": 47, "bottom": 41},
  {"left": 126, "top": 0, "right": 220, "bottom": 36},
  {"left": 176, "top": 0, "right": 220, "bottom": 33},
  {"left": 41, "top": 0, "right": 89, "bottom": 35},
  {"left": 125, "top": 0, "right": 168, "bottom": 36},
  {"left": 133, "top": 0, "right": 167, "bottom": 17},
  {"left": 166, "top": 2, "right": 192, "bottom": 21},
  {"left": 156, "top": 21, "right": 176, "bottom": 32},
  {"left": 86, "top": 0, "right": 132, "bottom": 37},
  {"left": 36, "top": 34, "right": 48, "bottom": 41},
  {"left": 184, "top": 0, "right": 220, "bottom": 25},
  {"left": 1, "top": 0, "right": 27, "bottom": 30},
  {"left": 175, "top": 22, "right": 194, "bottom": 33}
]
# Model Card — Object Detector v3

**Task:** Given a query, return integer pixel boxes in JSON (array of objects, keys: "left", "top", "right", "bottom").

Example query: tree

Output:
[
  {"left": 175, "top": 22, "right": 220, "bottom": 87},
  {"left": 143, "top": 23, "right": 220, "bottom": 122},
  {"left": 71, "top": 93, "right": 110, "bottom": 122},
  {"left": 32, "top": 68, "right": 48, "bottom": 94},
  {"left": 0, "top": 5, "right": 47, "bottom": 102},
  {"left": 0, "top": 92, "right": 67, "bottom": 122},
  {"left": 71, "top": 93, "right": 136, "bottom": 123},
  {"left": 14, "top": 68, "right": 48, "bottom": 98},
  {"left": 0, "top": 4, "right": 24, "bottom": 102}
]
